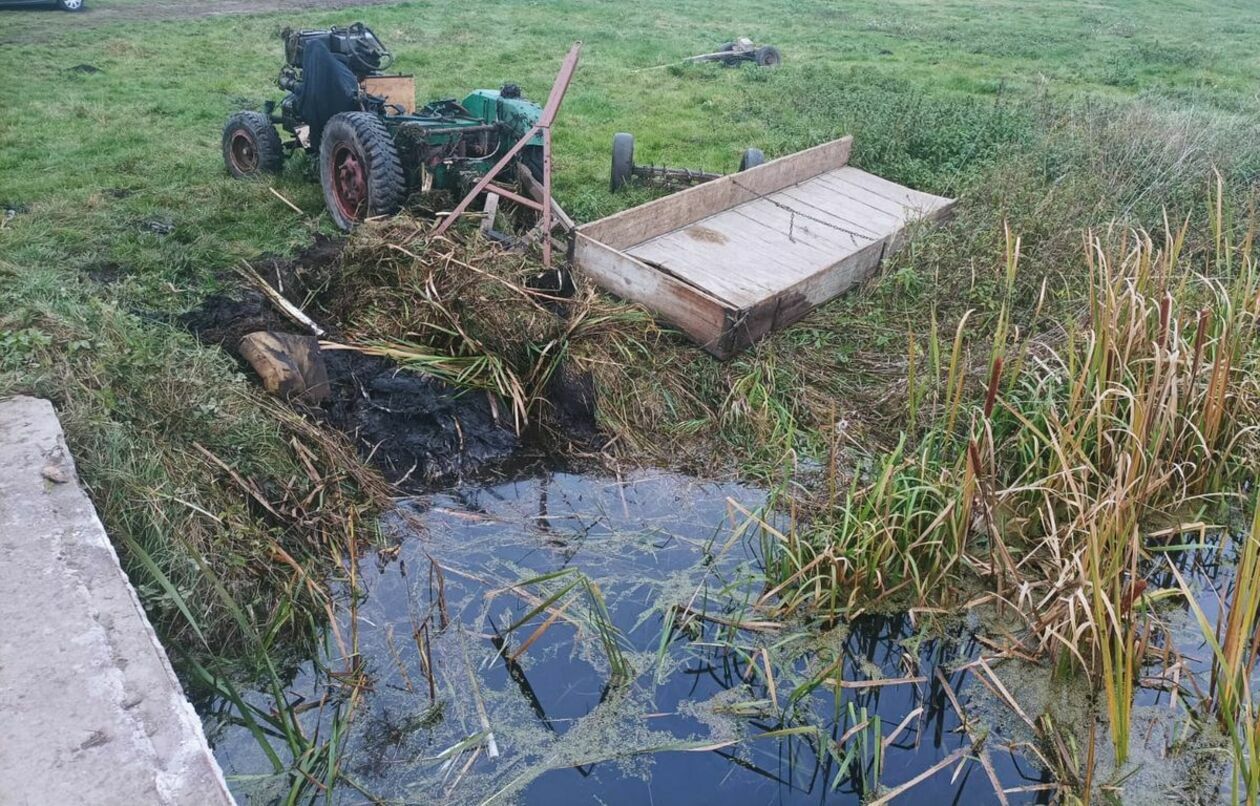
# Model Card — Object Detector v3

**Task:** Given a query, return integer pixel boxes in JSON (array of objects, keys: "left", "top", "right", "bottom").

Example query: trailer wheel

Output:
[
  {"left": 520, "top": 145, "right": 545, "bottom": 185},
  {"left": 58, "top": 0, "right": 85, "bottom": 9},
  {"left": 739, "top": 148, "right": 765, "bottom": 171},
  {"left": 754, "top": 46, "right": 782, "bottom": 67},
  {"left": 319, "top": 112, "right": 405, "bottom": 231},
  {"left": 222, "top": 112, "right": 284, "bottom": 179},
  {"left": 610, "top": 132, "right": 635, "bottom": 192}
]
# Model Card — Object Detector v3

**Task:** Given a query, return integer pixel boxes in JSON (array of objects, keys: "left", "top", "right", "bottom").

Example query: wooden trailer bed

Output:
[{"left": 572, "top": 136, "right": 954, "bottom": 358}]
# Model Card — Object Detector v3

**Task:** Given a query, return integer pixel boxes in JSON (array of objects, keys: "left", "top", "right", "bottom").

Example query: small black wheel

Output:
[
  {"left": 58, "top": 0, "right": 85, "bottom": 10},
  {"left": 610, "top": 132, "right": 635, "bottom": 192},
  {"left": 222, "top": 111, "right": 283, "bottom": 179},
  {"left": 754, "top": 46, "right": 782, "bottom": 67},
  {"left": 739, "top": 148, "right": 765, "bottom": 171},
  {"left": 319, "top": 111, "right": 405, "bottom": 231}
]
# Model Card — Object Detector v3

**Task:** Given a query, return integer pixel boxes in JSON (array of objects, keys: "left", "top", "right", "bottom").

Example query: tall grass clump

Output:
[
  {"left": 990, "top": 212, "right": 1257, "bottom": 762},
  {"left": 757, "top": 202, "right": 1259, "bottom": 765},
  {"left": 1173, "top": 502, "right": 1260, "bottom": 804}
]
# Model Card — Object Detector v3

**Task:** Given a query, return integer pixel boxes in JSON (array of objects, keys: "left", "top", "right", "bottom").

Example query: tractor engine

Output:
[
  {"left": 281, "top": 23, "right": 392, "bottom": 77},
  {"left": 274, "top": 23, "right": 393, "bottom": 148}
]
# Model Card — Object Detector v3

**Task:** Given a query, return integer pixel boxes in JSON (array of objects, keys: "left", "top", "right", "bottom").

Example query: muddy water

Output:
[{"left": 212, "top": 470, "right": 1234, "bottom": 804}]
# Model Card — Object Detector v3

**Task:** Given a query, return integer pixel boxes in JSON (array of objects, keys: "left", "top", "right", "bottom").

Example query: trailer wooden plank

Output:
[
  {"left": 580, "top": 136, "right": 853, "bottom": 250},
  {"left": 626, "top": 240, "right": 779, "bottom": 308},
  {"left": 628, "top": 227, "right": 794, "bottom": 306},
  {"left": 631, "top": 207, "right": 866, "bottom": 301},
  {"left": 571, "top": 136, "right": 955, "bottom": 358},
  {"left": 807, "top": 174, "right": 912, "bottom": 221},
  {"left": 755, "top": 186, "right": 890, "bottom": 239},
  {"left": 625, "top": 199, "right": 875, "bottom": 306},
  {"left": 572, "top": 234, "right": 730, "bottom": 350},
  {"left": 829, "top": 167, "right": 950, "bottom": 214},
  {"left": 725, "top": 200, "right": 875, "bottom": 260},
  {"left": 769, "top": 188, "right": 900, "bottom": 240},
  {"left": 774, "top": 177, "right": 907, "bottom": 232},
  {"left": 684, "top": 205, "right": 879, "bottom": 281},
  {"left": 732, "top": 235, "right": 893, "bottom": 353}
]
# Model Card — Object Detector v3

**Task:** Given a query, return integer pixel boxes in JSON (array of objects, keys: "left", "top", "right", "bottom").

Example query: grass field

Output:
[
  {"left": 2, "top": 0, "right": 1260, "bottom": 799},
  {"left": 1, "top": 0, "right": 1256, "bottom": 630}
]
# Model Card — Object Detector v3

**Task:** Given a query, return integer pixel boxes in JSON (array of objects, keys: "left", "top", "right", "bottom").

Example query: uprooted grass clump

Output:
[{"left": 323, "top": 221, "right": 667, "bottom": 436}]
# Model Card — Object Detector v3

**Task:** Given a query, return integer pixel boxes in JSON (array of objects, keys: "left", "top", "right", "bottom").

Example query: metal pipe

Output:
[
  {"left": 486, "top": 183, "right": 544, "bottom": 212},
  {"left": 401, "top": 123, "right": 499, "bottom": 137}
]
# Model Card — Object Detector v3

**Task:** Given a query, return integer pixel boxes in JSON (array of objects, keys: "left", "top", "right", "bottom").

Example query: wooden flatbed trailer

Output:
[{"left": 571, "top": 136, "right": 954, "bottom": 358}]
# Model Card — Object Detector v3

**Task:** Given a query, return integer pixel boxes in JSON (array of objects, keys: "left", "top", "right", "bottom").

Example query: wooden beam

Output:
[
  {"left": 479, "top": 193, "right": 500, "bottom": 234},
  {"left": 578, "top": 136, "right": 853, "bottom": 251}
]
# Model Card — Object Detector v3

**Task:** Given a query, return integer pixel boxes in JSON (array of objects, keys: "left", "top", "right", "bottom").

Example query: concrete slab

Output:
[{"left": 0, "top": 396, "right": 234, "bottom": 806}]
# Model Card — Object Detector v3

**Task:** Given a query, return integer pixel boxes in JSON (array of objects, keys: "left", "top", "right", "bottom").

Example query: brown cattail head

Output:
[{"left": 983, "top": 356, "right": 1005, "bottom": 419}]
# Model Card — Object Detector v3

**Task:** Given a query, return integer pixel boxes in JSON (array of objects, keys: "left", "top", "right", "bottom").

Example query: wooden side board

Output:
[
  {"left": 361, "top": 75, "right": 417, "bottom": 114},
  {"left": 579, "top": 136, "right": 854, "bottom": 251},
  {"left": 571, "top": 233, "right": 731, "bottom": 351}
]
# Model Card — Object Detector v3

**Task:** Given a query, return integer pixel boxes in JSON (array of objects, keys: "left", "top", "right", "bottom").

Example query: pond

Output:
[{"left": 205, "top": 469, "right": 1239, "bottom": 804}]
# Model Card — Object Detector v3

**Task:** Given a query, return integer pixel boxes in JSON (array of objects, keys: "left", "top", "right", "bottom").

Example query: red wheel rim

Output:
[
  {"left": 331, "top": 144, "right": 368, "bottom": 222},
  {"left": 229, "top": 131, "right": 258, "bottom": 174}
]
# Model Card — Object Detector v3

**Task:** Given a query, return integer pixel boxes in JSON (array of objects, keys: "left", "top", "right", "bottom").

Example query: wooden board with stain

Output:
[
  {"left": 361, "top": 75, "right": 416, "bottom": 114},
  {"left": 573, "top": 136, "right": 955, "bottom": 358}
]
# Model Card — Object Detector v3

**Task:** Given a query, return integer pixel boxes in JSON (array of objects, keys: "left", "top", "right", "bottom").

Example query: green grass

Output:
[{"left": 2, "top": 0, "right": 1260, "bottom": 772}]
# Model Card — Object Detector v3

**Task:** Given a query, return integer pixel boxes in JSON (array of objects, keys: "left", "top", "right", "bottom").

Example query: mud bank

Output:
[{"left": 182, "top": 237, "right": 526, "bottom": 485}]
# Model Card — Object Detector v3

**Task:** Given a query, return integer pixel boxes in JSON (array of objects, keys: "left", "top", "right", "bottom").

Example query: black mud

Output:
[
  {"left": 321, "top": 349, "right": 519, "bottom": 484},
  {"left": 182, "top": 236, "right": 521, "bottom": 486}
]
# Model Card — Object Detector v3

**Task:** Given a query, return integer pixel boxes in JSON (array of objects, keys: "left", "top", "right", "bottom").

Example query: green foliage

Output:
[{"left": 2, "top": 6, "right": 1260, "bottom": 785}]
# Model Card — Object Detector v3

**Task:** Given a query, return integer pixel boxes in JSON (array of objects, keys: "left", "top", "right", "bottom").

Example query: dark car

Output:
[{"left": 0, "top": 0, "right": 84, "bottom": 10}]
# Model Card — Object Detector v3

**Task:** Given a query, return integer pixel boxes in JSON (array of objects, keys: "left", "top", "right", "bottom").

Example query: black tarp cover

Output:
[{"left": 298, "top": 39, "right": 361, "bottom": 150}]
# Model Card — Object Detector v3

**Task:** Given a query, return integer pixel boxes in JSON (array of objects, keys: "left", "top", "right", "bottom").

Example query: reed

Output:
[
  {"left": 497, "top": 567, "right": 633, "bottom": 686},
  {"left": 756, "top": 206, "right": 1260, "bottom": 771},
  {"left": 1172, "top": 501, "right": 1260, "bottom": 804}
]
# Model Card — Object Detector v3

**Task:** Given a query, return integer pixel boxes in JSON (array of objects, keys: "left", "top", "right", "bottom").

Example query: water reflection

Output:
[{"left": 208, "top": 470, "right": 1055, "bottom": 804}]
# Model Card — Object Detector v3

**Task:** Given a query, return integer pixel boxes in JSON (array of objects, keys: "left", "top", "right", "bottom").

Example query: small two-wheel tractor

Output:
[{"left": 222, "top": 23, "right": 547, "bottom": 230}]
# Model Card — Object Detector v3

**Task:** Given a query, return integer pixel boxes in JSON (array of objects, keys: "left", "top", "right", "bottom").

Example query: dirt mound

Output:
[
  {"left": 182, "top": 237, "right": 520, "bottom": 487},
  {"left": 323, "top": 350, "right": 518, "bottom": 484}
]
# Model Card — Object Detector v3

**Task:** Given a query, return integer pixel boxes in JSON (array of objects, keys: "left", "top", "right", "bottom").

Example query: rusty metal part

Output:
[
  {"left": 433, "top": 42, "right": 582, "bottom": 268},
  {"left": 632, "top": 163, "right": 723, "bottom": 189},
  {"left": 330, "top": 143, "right": 368, "bottom": 222}
]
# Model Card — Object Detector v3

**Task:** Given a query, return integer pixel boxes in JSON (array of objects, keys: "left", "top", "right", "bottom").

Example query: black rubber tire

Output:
[
  {"left": 610, "top": 132, "right": 635, "bottom": 192},
  {"left": 520, "top": 145, "right": 545, "bottom": 185},
  {"left": 58, "top": 0, "right": 85, "bottom": 10},
  {"left": 222, "top": 111, "right": 284, "bottom": 179},
  {"left": 318, "top": 111, "right": 405, "bottom": 231},
  {"left": 738, "top": 148, "right": 765, "bottom": 171},
  {"left": 754, "top": 46, "right": 782, "bottom": 67}
]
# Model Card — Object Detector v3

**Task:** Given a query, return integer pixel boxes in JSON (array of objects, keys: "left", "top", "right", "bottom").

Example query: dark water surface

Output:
[{"left": 204, "top": 470, "right": 1077, "bottom": 804}]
